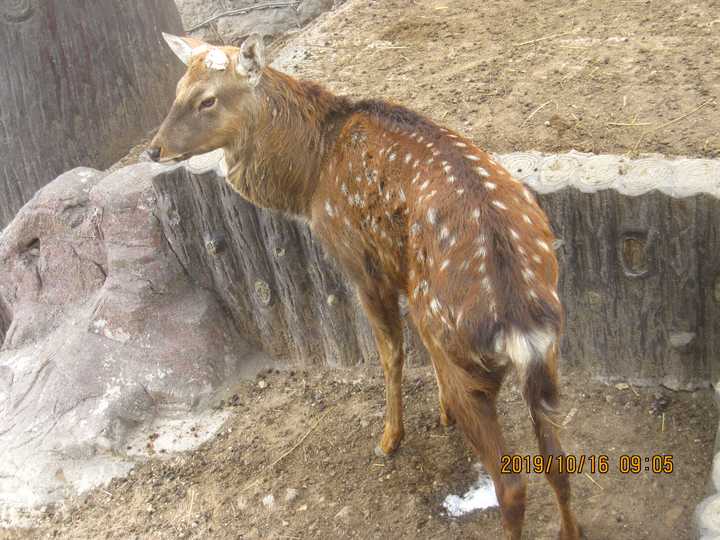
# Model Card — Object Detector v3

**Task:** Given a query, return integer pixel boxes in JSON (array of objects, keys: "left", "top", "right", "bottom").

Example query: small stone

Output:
[
  {"left": 614, "top": 383, "right": 629, "bottom": 390},
  {"left": 285, "top": 488, "right": 299, "bottom": 503},
  {"left": 297, "top": 504, "right": 308, "bottom": 512},
  {"left": 262, "top": 494, "right": 275, "bottom": 510},
  {"left": 663, "top": 505, "right": 683, "bottom": 527},
  {"left": 145, "top": 503, "right": 153, "bottom": 513},
  {"left": 335, "top": 505, "right": 351, "bottom": 521},
  {"left": 258, "top": 380, "right": 267, "bottom": 390}
]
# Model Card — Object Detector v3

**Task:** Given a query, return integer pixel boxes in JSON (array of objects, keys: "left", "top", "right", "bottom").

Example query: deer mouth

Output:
[{"left": 159, "top": 153, "right": 190, "bottom": 163}]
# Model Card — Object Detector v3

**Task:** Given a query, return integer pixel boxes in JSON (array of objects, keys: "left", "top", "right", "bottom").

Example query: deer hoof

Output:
[
  {"left": 439, "top": 410, "right": 455, "bottom": 427},
  {"left": 558, "top": 524, "right": 583, "bottom": 540}
]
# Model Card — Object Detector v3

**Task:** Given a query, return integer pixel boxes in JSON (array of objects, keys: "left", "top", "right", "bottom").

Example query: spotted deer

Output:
[{"left": 148, "top": 33, "right": 581, "bottom": 540}]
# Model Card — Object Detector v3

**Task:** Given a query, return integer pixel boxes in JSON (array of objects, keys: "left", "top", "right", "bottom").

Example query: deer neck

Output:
[{"left": 222, "top": 68, "right": 348, "bottom": 218}]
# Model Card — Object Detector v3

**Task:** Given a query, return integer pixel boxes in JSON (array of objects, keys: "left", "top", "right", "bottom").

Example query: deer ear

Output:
[
  {"left": 236, "top": 34, "right": 266, "bottom": 86},
  {"left": 162, "top": 33, "right": 209, "bottom": 65}
]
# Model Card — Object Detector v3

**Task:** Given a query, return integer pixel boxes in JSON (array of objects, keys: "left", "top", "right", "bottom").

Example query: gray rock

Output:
[
  {"left": 0, "top": 163, "right": 270, "bottom": 520},
  {"left": 176, "top": 0, "right": 337, "bottom": 42}
]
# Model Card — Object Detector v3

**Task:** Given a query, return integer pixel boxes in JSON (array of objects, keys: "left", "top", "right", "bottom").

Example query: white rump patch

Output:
[{"left": 494, "top": 327, "right": 555, "bottom": 369}]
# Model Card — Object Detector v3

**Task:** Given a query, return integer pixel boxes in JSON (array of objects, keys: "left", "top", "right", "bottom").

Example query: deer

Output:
[{"left": 147, "top": 32, "right": 582, "bottom": 540}]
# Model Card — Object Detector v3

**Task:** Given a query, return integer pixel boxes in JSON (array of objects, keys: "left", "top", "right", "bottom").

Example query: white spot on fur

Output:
[
  {"left": 532, "top": 254, "right": 542, "bottom": 264},
  {"left": 440, "top": 227, "right": 450, "bottom": 240},
  {"left": 440, "top": 259, "right": 450, "bottom": 271},
  {"left": 523, "top": 214, "right": 533, "bottom": 224},
  {"left": 389, "top": 152, "right": 397, "bottom": 161},
  {"left": 405, "top": 153, "right": 413, "bottom": 164},
  {"left": 420, "top": 180, "right": 430, "bottom": 191},
  {"left": 465, "top": 154, "right": 481, "bottom": 161},
  {"left": 492, "top": 200, "right": 507, "bottom": 210},
  {"left": 430, "top": 297, "right": 442, "bottom": 315},
  {"left": 427, "top": 208, "right": 438, "bottom": 225},
  {"left": 412, "top": 172, "right": 421, "bottom": 184},
  {"left": 447, "top": 175, "right": 456, "bottom": 183},
  {"left": 551, "top": 290, "right": 560, "bottom": 302},
  {"left": 399, "top": 189, "right": 406, "bottom": 202},
  {"left": 510, "top": 229, "right": 520, "bottom": 240},
  {"left": 325, "top": 200, "right": 335, "bottom": 217},
  {"left": 472, "top": 209, "right": 481, "bottom": 220},
  {"left": 484, "top": 181, "right": 496, "bottom": 191},
  {"left": 457, "top": 188, "right": 465, "bottom": 195},
  {"left": 475, "top": 246, "right": 487, "bottom": 259},
  {"left": 476, "top": 167, "right": 490, "bottom": 177},
  {"left": 481, "top": 276, "right": 492, "bottom": 292},
  {"left": 479, "top": 262, "right": 486, "bottom": 273},
  {"left": 537, "top": 239, "right": 551, "bottom": 252},
  {"left": 524, "top": 188, "right": 534, "bottom": 202}
]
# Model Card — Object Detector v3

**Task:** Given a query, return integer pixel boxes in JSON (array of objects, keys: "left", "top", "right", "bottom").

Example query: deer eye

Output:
[{"left": 199, "top": 97, "right": 216, "bottom": 110}]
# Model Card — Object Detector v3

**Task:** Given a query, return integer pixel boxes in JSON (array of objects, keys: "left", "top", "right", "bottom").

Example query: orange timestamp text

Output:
[{"left": 500, "top": 454, "right": 674, "bottom": 475}]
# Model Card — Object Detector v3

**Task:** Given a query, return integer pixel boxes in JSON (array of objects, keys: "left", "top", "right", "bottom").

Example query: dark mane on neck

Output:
[{"left": 350, "top": 99, "right": 443, "bottom": 135}]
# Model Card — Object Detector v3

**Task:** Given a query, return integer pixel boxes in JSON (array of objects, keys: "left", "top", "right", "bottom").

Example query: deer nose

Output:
[{"left": 146, "top": 146, "right": 162, "bottom": 162}]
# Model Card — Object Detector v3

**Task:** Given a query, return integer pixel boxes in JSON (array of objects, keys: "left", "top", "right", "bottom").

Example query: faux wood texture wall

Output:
[
  {"left": 153, "top": 166, "right": 719, "bottom": 389},
  {"left": 0, "top": 0, "right": 184, "bottom": 227}
]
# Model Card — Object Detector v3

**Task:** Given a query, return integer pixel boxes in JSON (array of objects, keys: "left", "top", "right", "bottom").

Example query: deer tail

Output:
[{"left": 495, "top": 326, "right": 560, "bottom": 419}]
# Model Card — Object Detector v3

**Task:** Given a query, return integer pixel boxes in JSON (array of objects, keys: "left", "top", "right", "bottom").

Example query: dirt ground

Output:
[
  {"left": 274, "top": 0, "right": 719, "bottom": 158},
  {"left": 4, "top": 1, "right": 719, "bottom": 539},
  {"left": 3, "top": 367, "right": 716, "bottom": 540}
]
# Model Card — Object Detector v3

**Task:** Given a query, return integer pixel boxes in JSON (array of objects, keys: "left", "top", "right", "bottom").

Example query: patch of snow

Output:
[{"left": 442, "top": 466, "right": 498, "bottom": 517}]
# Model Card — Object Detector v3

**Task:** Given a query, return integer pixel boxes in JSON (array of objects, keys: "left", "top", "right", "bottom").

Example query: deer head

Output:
[{"left": 147, "top": 33, "right": 266, "bottom": 163}]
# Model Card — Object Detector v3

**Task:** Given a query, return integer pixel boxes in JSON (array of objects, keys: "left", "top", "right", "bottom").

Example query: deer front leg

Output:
[{"left": 357, "top": 286, "right": 405, "bottom": 457}]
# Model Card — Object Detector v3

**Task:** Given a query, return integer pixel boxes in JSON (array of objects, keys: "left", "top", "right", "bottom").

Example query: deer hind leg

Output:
[
  {"left": 357, "top": 286, "right": 405, "bottom": 457},
  {"left": 421, "top": 333, "right": 525, "bottom": 540},
  {"left": 525, "top": 344, "right": 581, "bottom": 540},
  {"left": 430, "top": 361, "right": 455, "bottom": 427}
]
